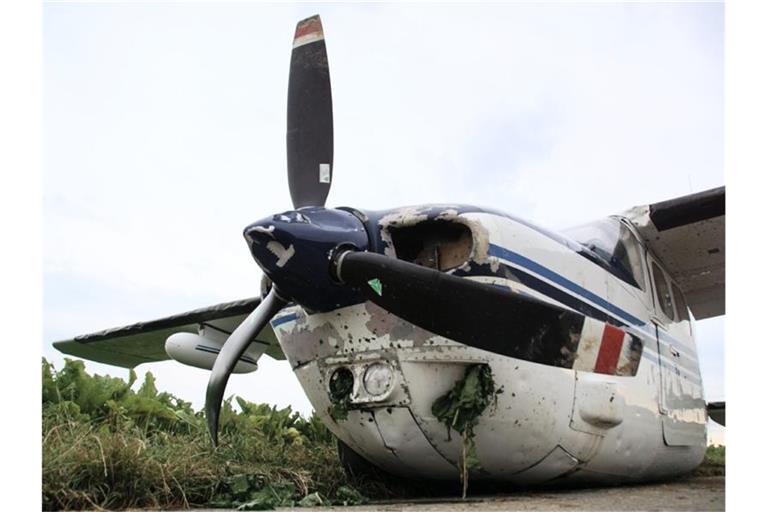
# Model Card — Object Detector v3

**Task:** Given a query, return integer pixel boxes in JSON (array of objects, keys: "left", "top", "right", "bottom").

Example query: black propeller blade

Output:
[
  {"left": 335, "top": 250, "right": 587, "bottom": 367},
  {"left": 206, "top": 15, "right": 334, "bottom": 445},
  {"left": 286, "top": 15, "right": 334, "bottom": 209},
  {"left": 205, "top": 287, "right": 288, "bottom": 445}
]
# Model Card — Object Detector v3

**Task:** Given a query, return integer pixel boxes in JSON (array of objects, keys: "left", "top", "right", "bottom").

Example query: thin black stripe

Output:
[
  {"left": 194, "top": 345, "right": 258, "bottom": 366},
  {"left": 201, "top": 322, "right": 233, "bottom": 335},
  {"left": 456, "top": 262, "right": 701, "bottom": 378}
]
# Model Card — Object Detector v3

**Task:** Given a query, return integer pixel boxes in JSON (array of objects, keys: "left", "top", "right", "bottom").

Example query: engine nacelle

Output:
[{"left": 164, "top": 332, "right": 260, "bottom": 374}]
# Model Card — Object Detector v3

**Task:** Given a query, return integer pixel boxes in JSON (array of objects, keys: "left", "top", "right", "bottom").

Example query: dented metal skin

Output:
[{"left": 261, "top": 205, "right": 705, "bottom": 485}]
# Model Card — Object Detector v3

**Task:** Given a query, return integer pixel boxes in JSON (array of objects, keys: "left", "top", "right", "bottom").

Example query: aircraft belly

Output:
[
  {"left": 401, "top": 356, "right": 577, "bottom": 481},
  {"left": 272, "top": 301, "right": 702, "bottom": 483},
  {"left": 276, "top": 303, "right": 590, "bottom": 481},
  {"left": 372, "top": 407, "right": 458, "bottom": 478}
]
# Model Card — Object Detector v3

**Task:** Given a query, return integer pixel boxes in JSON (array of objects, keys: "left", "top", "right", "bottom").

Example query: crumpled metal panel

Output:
[{"left": 373, "top": 407, "right": 457, "bottom": 478}]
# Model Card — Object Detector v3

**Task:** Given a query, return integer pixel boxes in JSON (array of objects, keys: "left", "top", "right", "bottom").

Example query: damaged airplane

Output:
[{"left": 54, "top": 15, "right": 725, "bottom": 486}]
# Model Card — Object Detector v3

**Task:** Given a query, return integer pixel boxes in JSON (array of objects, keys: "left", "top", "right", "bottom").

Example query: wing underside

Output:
[
  {"left": 53, "top": 297, "right": 284, "bottom": 368},
  {"left": 625, "top": 186, "right": 725, "bottom": 320}
]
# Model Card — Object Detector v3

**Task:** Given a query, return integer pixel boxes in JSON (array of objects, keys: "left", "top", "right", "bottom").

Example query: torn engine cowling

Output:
[{"left": 366, "top": 205, "right": 492, "bottom": 272}]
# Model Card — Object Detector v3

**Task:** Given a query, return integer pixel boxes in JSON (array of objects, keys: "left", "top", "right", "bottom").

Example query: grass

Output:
[
  {"left": 42, "top": 358, "right": 403, "bottom": 510},
  {"left": 42, "top": 358, "right": 725, "bottom": 509},
  {"left": 42, "top": 408, "right": 370, "bottom": 509},
  {"left": 693, "top": 445, "right": 725, "bottom": 477}
]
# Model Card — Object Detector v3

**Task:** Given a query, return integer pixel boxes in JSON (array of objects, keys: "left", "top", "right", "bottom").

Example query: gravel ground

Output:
[{"left": 289, "top": 476, "right": 725, "bottom": 512}]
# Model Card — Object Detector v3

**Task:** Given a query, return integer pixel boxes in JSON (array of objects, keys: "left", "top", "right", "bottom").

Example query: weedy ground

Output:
[
  {"left": 41, "top": 358, "right": 725, "bottom": 510},
  {"left": 42, "top": 358, "right": 412, "bottom": 510},
  {"left": 694, "top": 445, "right": 725, "bottom": 476}
]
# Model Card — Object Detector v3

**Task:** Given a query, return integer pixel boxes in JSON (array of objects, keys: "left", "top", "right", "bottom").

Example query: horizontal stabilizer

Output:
[{"left": 707, "top": 401, "right": 725, "bottom": 426}]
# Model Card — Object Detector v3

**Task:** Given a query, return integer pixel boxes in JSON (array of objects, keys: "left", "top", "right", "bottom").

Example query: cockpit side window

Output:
[
  {"left": 562, "top": 218, "right": 646, "bottom": 290},
  {"left": 619, "top": 221, "right": 647, "bottom": 292},
  {"left": 651, "top": 261, "right": 675, "bottom": 320}
]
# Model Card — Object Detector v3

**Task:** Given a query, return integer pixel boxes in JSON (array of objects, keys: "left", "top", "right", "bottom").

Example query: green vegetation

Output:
[
  {"left": 42, "top": 358, "right": 725, "bottom": 509},
  {"left": 431, "top": 364, "right": 498, "bottom": 498},
  {"left": 694, "top": 445, "right": 725, "bottom": 476},
  {"left": 42, "top": 358, "right": 386, "bottom": 510},
  {"left": 327, "top": 367, "right": 354, "bottom": 422}
]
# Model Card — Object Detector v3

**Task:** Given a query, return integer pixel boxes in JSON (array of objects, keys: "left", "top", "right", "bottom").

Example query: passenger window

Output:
[
  {"left": 671, "top": 282, "right": 690, "bottom": 323},
  {"left": 651, "top": 262, "right": 675, "bottom": 320}
]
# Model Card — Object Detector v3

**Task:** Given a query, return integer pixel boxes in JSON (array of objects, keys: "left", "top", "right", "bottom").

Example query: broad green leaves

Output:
[{"left": 42, "top": 358, "right": 365, "bottom": 510}]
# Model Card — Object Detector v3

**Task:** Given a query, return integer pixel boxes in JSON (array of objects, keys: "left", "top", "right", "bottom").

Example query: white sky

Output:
[{"left": 42, "top": 2, "right": 724, "bottom": 443}]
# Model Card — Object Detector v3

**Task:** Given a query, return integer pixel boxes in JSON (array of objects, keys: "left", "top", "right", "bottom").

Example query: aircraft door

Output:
[
  {"left": 648, "top": 257, "right": 705, "bottom": 446},
  {"left": 652, "top": 320, "right": 679, "bottom": 419}
]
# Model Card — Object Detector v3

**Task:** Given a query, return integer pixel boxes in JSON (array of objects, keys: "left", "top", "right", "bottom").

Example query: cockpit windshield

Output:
[{"left": 562, "top": 217, "right": 646, "bottom": 290}]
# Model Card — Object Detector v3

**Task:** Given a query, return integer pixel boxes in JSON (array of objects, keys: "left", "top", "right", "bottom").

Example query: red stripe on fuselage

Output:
[{"left": 594, "top": 324, "right": 625, "bottom": 374}]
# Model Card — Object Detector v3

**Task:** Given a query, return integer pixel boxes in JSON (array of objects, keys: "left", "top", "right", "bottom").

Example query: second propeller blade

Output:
[
  {"left": 205, "top": 287, "right": 288, "bottom": 445},
  {"left": 286, "top": 15, "right": 334, "bottom": 209},
  {"left": 335, "top": 250, "right": 642, "bottom": 376}
]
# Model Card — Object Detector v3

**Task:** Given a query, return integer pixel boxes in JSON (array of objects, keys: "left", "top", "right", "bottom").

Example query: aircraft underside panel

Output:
[
  {"left": 510, "top": 445, "right": 580, "bottom": 486},
  {"left": 274, "top": 294, "right": 705, "bottom": 484}
]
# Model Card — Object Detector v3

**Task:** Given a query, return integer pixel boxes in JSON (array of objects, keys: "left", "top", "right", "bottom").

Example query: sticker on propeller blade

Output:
[
  {"left": 319, "top": 163, "right": 331, "bottom": 183},
  {"left": 367, "top": 278, "right": 383, "bottom": 296}
]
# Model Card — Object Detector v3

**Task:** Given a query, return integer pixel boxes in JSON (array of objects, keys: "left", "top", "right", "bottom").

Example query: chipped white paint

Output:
[
  {"left": 267, "top": 208, "right": 708, "bottom": 485},
  {"left": 250, "top": 225, "right": 275, "bottom": 238},
  {"left": 377, "top": 206, "right": 431, "bottom": 257},
  {"left": 266, "top": 241, "right": 295, "bottom": 267}
]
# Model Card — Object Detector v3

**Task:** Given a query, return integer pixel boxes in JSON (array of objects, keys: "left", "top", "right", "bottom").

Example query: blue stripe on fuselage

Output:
[
  {"left": 271, "top": 312, "right": 299, "bottom": 328},
  {"left": 487, "top": 243, "right": 699, "bottom": 370},
  {"left": 489, "top": 244, "right": 645, "bottom": 326}
]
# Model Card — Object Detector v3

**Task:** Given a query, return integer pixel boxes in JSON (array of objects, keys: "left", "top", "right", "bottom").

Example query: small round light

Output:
[{"left": 363, "top": 363, "right": 394, "bottom": 397}]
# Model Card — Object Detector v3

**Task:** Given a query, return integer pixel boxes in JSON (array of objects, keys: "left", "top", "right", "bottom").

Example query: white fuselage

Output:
[{"left": 270, "top": 210, "right": 706, "bottom": 485}]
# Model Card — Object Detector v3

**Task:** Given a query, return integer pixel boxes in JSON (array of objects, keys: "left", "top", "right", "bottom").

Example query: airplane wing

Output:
[
  {"left": 624, "top": 186, "right": 725, "bottom": 320},
  {"left": 53, "top": 297, "right": 284, "bottom": 369}
]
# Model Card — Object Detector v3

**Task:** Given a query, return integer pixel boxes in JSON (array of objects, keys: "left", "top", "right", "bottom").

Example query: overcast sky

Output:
[{"left": 42, "top": 2, "right": 724, "bottom": 443}]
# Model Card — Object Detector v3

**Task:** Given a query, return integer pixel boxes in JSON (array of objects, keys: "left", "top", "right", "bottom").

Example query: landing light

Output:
[{"left": 363, "top": 362, "right": 394, "bottom": 397}]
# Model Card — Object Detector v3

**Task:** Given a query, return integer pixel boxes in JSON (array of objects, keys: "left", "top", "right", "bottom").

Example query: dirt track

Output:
[{"left": 306, "top": 476, "right": 724, "bottom": 512}]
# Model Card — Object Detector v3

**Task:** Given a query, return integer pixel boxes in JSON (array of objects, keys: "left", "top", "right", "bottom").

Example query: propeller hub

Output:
[{"left": 243, "top": 207, "right": 369, "bottom": 311}]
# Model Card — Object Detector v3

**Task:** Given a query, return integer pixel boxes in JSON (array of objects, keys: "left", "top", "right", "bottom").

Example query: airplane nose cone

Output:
[{"left": 243, "top": 207, "right": 369, "bottom": 311}]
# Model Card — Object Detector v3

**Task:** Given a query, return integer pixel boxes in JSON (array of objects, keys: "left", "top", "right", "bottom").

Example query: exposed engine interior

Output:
[{"left": 388, "top": 220, "right": 473, "bottom": 271}]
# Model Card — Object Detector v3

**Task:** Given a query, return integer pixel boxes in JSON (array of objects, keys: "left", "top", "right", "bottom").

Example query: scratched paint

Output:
[
  {"left": 267, "top": 208, "right": 706, "bottom": 484},
  {"left": 364, "top": 302, "right": 435, "bottom": 347}
]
